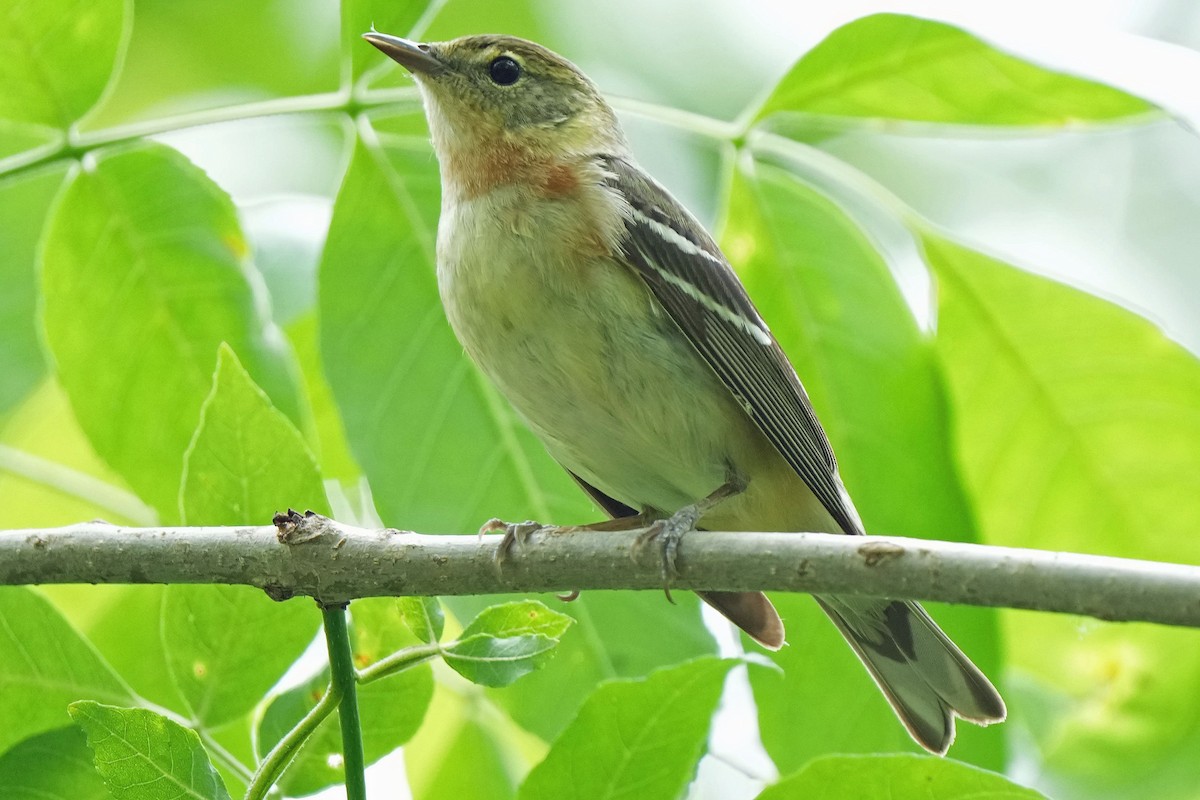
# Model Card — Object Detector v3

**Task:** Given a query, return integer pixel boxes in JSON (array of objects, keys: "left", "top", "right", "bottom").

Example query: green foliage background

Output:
[{"left": 1, "top": 1, "right": 1198, "bottom": 798}]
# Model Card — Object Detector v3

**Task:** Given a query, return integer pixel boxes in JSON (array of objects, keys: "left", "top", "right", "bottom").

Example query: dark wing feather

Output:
[{"left": 600, "top": 155, "right": 862, "bottom": 536}]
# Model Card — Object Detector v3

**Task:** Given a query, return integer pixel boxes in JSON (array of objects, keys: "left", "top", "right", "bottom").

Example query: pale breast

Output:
[{"left": 436, "top": 184, "right": 749, "bottom": 515}]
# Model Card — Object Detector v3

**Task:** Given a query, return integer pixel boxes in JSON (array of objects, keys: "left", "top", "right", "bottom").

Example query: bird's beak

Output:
[{"left": 362, "top": 31, "right": 444, "bottom": 75}]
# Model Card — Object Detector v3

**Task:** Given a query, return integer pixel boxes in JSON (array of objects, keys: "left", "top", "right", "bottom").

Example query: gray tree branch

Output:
[{"left": 2, "top": 512, "right": 1198, "bottom": 627}]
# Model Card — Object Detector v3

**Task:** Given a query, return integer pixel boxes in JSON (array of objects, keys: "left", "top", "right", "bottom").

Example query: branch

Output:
[{"left": 2, "top": 513, "right": 1198, "bottom": 628}]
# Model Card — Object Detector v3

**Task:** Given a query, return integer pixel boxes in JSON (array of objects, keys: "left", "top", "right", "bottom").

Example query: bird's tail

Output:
[
  {"left": 698, "top": 590, "right": 785, "bottom": 650},
  {"left": 815, "top": 595, "right": 1006, "bottom": 754}
]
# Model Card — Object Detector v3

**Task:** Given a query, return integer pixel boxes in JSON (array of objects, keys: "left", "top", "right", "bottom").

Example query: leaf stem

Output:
[
  {"left": 322, "top": 603, "right": 368, "bottom": 800},
  {"left": 358, "top": 642, "right": 441, "bottom": 685},
  {"left": 244, "top": 679, "right": 342, "bottom": 800},
  {"left": 0, "top": 444, "right": 157, "bottom": 525}
]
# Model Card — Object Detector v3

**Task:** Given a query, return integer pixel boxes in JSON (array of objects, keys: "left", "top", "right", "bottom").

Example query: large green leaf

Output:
[
  {"left": 926, "top": 234, "right": 1200, "bottom": 797},
  {"left": 40, "top": 142, "right": 298, "bottom": 519},
  {"left": 319, "top": 115, "right": 592, "bottom": 534},
  {"left": 0, "top": 727, "right": 108, "bottom": 800},
  {"left": 926, "top": 234, "right": 1200, "bottom": 563},
  {"left": 0, "top": 587, "right": 132, "bottom": 756},
  {"left": 724, "top": 158, "right": 1002, "bottom": 767},
  {"left": 0, "top": 168, "right": 67, "bottom": 412},
  {"left": 70, "top": 702, "right": 230, "bottom": 800},
  {"left": 756, "top": 753, "right": 1047, "bottom": 799},
  {"left": 256, "top": 597, "right": 434, "bottom": 796},
  {"left": 180, "top": 344, "right": 328, "bottom": 524},
  {"left": 517, "top": 658, "right": 737, "bottom": 800},
  {"left": 754, "top": 13, "right": 1154, "bottom": 127},
  {"left": 161, "top": 585, "right": 318, "bottom": 728},
  {"left": 0, "top": 0, "right": 127, "bottom": 137}
]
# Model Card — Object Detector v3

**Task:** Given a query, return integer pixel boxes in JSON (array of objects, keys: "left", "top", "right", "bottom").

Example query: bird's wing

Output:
[{"left": 600, "top": 155, "right": 862, "bottom": 536}]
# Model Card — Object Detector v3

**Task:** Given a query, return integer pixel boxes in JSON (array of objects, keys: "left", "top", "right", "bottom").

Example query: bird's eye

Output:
[{"left": 488, "top": 56, "right": 521, "bottom": 86}]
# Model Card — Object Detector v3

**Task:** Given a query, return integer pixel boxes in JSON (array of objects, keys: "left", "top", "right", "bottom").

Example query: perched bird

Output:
[{"left": 363, "top": 30, "right": 1005, "bottom": 753}]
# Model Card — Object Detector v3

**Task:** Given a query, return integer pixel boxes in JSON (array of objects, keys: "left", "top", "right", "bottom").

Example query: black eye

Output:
[{"left": 489, "top": 56, "right": 521, "bottom": 86}]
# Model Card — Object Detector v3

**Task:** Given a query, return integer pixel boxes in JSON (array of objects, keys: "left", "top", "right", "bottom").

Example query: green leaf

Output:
[
  {"left": 0, "top": 587, "right": 132, "bottom": 756},
  {"left": 0, "top": 168, "right": 67, "bottom": 412},
  {"left": 0, "top": 727, "right": 108, "bottom": 800},
  {"left": 723, "top": 158, "right": 1002, "bottom": 767},
  {"left": 448, "top": 592, "right": 718, "bottom": 741},
  {"left": 69, "top": 702, "right": 231, "bottom": 800},
  {"left": 756, "top": 753, "right": 1048, "bottom": 799},
  {"left": 517, "top": 657, "right": 737, "bottom": 800},
  {"left": 405, "top": 686, "right": 527, "bottom": 800},
  {"left": 255, "top": 597, "right": 434, "bottom": 796},
  {"left": 40, "top": 142, "right": 298, "bottom": 519},
  {"left": 319, "top": 120, "right": 593, "bottom": 534},
  {"left": 0, "top": 0, "right": 127, "bottom": 134},
  {"left": 180, "top": 344, "right": 328, "bottom": 524},
  {"left": 754, "top": 13, "right": 1154, "bottom": 127},
  {"left": 161, "top": 585, "right": 318, "bottom": 728},
  {"left": 43, "top": 585, "right": 190, "bottom": 716},
  {"left": 925, "top": 234, "right": 1200, "bottom": 796},
  {"left": 926, "top": 234, "right": 1200, "bottom": 563},
  {"left": 443, "top": 601, "right": 573, "bottom": 687},
  {"left": 397, "top": 596, "right": 445, "bottom": 643}
]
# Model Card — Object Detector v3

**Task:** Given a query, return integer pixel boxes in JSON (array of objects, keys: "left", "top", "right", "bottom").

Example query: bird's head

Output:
[{"left": 363, "top": 32, "right": 627, "bottom": 199}]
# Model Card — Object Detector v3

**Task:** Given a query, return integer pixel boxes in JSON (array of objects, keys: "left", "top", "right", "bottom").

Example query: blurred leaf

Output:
[
  {"left": 285, "top": 313, "right": 362, "bottom": 482},
  {"left": 256, "top": 597, "right": 434, "bottom": 796},
  {"left": 0, "top": 587, "right": 132, "bottom": 756},
  {"left": 724, "top": 157, "right": 1002, "bottom": 768},
  {"left": 43, "top": 585, "right": 188, "bottom": 716},
  {"left": 40, "top": 142, "right": 298, "bottom": 519},
  {"left": 346, "top": 0, "right": 433, "bottom": 81},
  {"left": 70, "top": 702, "right": 230, "bottom": 800},
  {"left": 397, "top": 596, "right": 445, "bottom": 643},
  {"left": 926, "top": 234, "right": 1200, "bottom": 563},
  {"left": 453, "top": 591, "right": 717, "bottom": 741},
  {"left": 0, "top": 381, "right": 148, "bottom": 528},
  {"left": 180, "top": 344, "right": 328, "bottom": 524},
  {"left": 1004, "top": 616, "right": 1200, "bottom": 800},
  {"left": 319, "top": 118, "right": 592, "bottom": 534},
  {"left": 756, "top": 753, "right": 1047, "bottom": 799},
  {"left": 755, "top": 13, "right": 1154, "bottom": 127},
  {"left": 0, "top": 726, "right": 108, "bottom": 800},
  {"left": 86, "top": 0, "right": 339, "bottom": 127},
  {"left": 444, "top": 601, "right": 573, "bottom": 687},
  {"left": 517, "top": 657, "right": 736, "bottom": 800},
  {"left": 161, "top": 585, "right": 318, "bottom": 728},
  {"left": 0, "top": 168, "right": 67, "bottom": 412},
  {"left": 405, "top": 685, "right": 528, "bottom": 800},
  {"left": 0, "top": 0, "right": 127, "bottom": 133}
]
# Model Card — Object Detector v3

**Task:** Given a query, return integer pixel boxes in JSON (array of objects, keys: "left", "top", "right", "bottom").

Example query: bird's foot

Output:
[
  {"left": 633, "top": 504, "right": 703, "bottom": 604},
  {"left": 479, "top": 518, "right": 552, "bottom": 567}
]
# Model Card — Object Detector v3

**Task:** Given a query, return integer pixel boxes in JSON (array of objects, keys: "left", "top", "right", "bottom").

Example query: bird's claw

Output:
[
  {"left": 481, "top": 518, "right": 549, "bottom": 567},
  {"left": 633, "top": 505, "right": 702, "bottom": 604}
]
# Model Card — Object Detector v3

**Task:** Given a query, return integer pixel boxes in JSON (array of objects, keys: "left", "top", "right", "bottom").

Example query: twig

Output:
[{"left": 1, "top": 513, "right": 1198, "bottom": 627}]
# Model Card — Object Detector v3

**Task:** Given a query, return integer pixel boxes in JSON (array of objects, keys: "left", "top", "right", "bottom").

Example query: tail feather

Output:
[
  {"left": 698, "top": 590, "right": 784, "bottom": 651},
  {"left": 816, "top": 595, "right": 1006, "bottom": 754}
]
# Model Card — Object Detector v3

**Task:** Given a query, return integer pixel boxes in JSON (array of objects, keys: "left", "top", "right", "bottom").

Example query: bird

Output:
[{"left": 362, "top": 29, "right": 1006, "bottom": 753}]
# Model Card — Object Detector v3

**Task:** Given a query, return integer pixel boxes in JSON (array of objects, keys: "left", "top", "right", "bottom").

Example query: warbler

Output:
[{"left": 363, "top": 30, "right": 1005, "bottom": 753}]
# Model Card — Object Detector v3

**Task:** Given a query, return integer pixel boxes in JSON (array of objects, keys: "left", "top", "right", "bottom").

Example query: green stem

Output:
[
  {"left": 0, "top": 87, "right": 421, "bottom": 182},
  {"left": 244, "top": 679, "right": 342, "bottom": 800},
  {"left": 0, "top": 444, "right": 157, "bottom": 525},
  {"left": 357, "top": 642, "right": 441, "bottom": 685},
  {"left": 323, "top": 603, "right": 368, "bottom": 800}
]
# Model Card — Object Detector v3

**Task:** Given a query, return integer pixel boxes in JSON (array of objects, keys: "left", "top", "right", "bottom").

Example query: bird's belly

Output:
[{"left": 439, "top": 239, "right": 739, "bottom": 513}]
